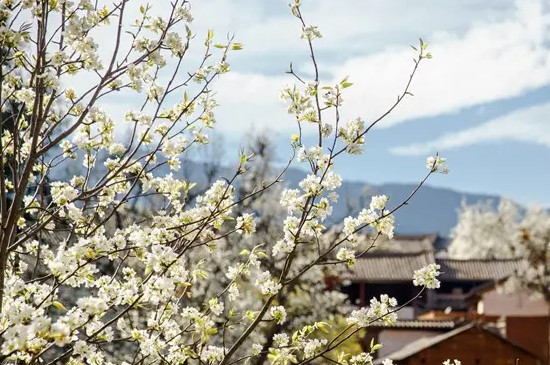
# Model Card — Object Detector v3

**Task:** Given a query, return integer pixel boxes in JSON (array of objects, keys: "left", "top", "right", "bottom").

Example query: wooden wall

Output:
[{"left": 399, "top": 327, "right": 541, "bottom": 365}]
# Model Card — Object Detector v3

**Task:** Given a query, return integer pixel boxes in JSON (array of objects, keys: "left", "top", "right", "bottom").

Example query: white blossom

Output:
[
  {"left": 270, "top": 305, "right": 287, "bottom": 324},
  {"left": 413, "top": 263, "right": 441, "bottom": 289},
  {"left": 350, "top": 353, "right": 373, "bottom": 365},
  {"left": 303, "top": 338, "right": 327, "bottom": 358},
  {"left": 336, "top": 247, "right": 356, "bottom": 267},
  {"left": 255, "top": 271, "right": 282, "bottom": 295},
  {"left": 201, "top": 346, "right": 226, "bottom": 363},
  {"left": 347, "top": 295, "right": 398, "bottom": 327},
  {"left": 209, "top": 298, "right": 224, "bottom": 316},
  {"left": 370, "top": 195, "right": 389, "bottom": 211},
  {"left": 235, "top": 213, "right": 256, "bottom": 236},
  {"left": 301, "top": 25, "right": 322, "bottom": 41},
  {"left": 273, "top": 333, "right": 290, "bottom": 347},
  {"left": 426, "top": 155, "right": 448, "bottom": 173},
  {"left": 252, "top": 343, "right": 263, "bottom": 356}
]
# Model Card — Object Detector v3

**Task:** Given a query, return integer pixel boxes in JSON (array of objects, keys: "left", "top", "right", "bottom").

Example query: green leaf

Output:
[
  {"left": 158, "top": 110, "right": 171, "bottom": 118},
  {"left": 371, "top": 344, "right": 382, "bottom": 352},
  {"left": 340, "top": 76, "right": 353, "bottom": 89},
  {"left": 140, "top": 5, "right": 145, "bottom": 14},
  {"left": 245, "top": 310, "right": 257, "bottom": 321},
  {"left": 231, "top": 43, "right": 244, "bottom": 50},
  {"left": 240, "top": 152, "right": 247, "bottom": 165},
  {"left": 213, "top": 43, "right": 226, "bottom": 49},
  {"left": 53, "top": 301, "right": 66, "bottom": 310},
  {"left": 317, "top": 322, "right": 331, "bottom": 333}
]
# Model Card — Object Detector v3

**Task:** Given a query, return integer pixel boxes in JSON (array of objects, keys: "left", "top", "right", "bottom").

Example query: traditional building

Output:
[
  {"left": 342, "top": 234, "right": 522, "bottom": 317},
  {"left": 339, "top": 234, "right": 549, "bottom": 363},
  {"left": 375, "top": 323, "right": 543, "bottom": 365}
]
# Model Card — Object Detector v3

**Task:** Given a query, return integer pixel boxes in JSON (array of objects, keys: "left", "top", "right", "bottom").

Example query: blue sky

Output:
[
  {"left": 182, "top": 0, "right": 550, "bottom": 206},
  {"left": 105, "top": 0, "right": 550, "bottom": 206}
]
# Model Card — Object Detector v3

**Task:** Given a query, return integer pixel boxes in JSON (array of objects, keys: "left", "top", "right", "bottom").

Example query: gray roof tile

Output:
[
  {"left": 347, "top": 252, "right": 434, "bottom": 282},
  {"left": 437, "top": 258, "right": 523, "bottom": 281},
  {"left": 348, "top": 255, "right": 522, "bottom": 283}
]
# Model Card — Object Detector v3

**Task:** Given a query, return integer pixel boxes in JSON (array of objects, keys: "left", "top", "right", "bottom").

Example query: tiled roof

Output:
[
  {"left": 437, "top": 258, "right": 523, "bottom": 281},
  {"left": 369, "top": 319, "right": 459, "bottom": 329},
  {"left": 344, "top": 234, "right": 523, "bottom": 283},
  {"left": 347, "top": 252, "right": 435, "bottom": 282},
  {"left": 348, "top": 254, "right": 522, "bottom": 283}
]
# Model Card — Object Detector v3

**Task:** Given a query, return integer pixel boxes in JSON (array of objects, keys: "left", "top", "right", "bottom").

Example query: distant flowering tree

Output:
[
  {"left": 449, "top": 199, "right": 550, "bottom": 301},
  {"left": 0, "top": 0, "right": 443, "bottom": 364}
]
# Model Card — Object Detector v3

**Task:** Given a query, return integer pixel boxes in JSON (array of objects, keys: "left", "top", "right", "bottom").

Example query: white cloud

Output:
[
  {"left": 213, "top": 72, "right": 290, "bottom": 134},
  {"left": 192, "top": 0, "right": 516, "bottom": 58},
  {"left": 45, "top": 0, "right": 548, "bottom": 138},
  {"left": 210, "top": 0, "right": 550, "bottom": 134},
  {"left": 336, "top": 0, "right": 550, "bottom": 127},
  {"left": 390, "top": 102, "right": 550, "bottom": 155}
]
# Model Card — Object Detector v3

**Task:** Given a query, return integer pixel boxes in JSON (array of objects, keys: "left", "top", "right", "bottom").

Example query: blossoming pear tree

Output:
[
  {"left": 449, "top": 199, "right": 550, "bottom": 302},
  {"left": 0, "top": 0, "right": 444, "bottom": 364}
]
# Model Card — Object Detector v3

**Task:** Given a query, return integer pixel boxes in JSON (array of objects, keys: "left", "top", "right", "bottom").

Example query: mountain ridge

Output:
[
  {"left": 53, "top": 157, "right": 502, "bottom": 238},
  {"left": 280, "top": 165, "right": 500, "bottom": 238}
]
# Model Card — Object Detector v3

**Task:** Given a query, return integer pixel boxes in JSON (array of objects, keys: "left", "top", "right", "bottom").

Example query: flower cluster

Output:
[
  {"left": 301, "top": 25, "right": 322, "bottom": 41},
  {"left": 270, "top": 306, "right": 288, "bottom": 324},
  {"left": 347, "top": 295, "right": 399, "bottom": 327},
  {"left": 426, "top": 155, "right": 449, "bottom": 173},
  {"left": 413, "top": 263, "right": 442, "bottom": 289},
  {"left": 337, "top": 247, "right": 356, "bottom": 267},
  {"left": 339, "top": 118, "right": 365, "bottom": 154},
  {"left": 255, "top": 271, "right": 282, "bottom": 295}
]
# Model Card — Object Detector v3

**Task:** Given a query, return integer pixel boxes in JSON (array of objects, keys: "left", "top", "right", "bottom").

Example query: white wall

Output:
[
  {"left": 482, "top": 288, "right": 549, "bottom": 316},
  {"left": 378, "top": 329, "right": 440, "bottom": 358}
]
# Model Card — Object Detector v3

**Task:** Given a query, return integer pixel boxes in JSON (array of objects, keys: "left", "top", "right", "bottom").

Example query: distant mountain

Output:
[
  {"left": 53, "top": 158, "right": 502, "bottom": 238},
  {"left": 281, "top": 167, "right": 500, "bottom": 238},
  {"left": 335, "top": 181, "right": 499, "bottom": 237},
  {"left": 176, "top": 161, "right": 501, "bottom": 238}
]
